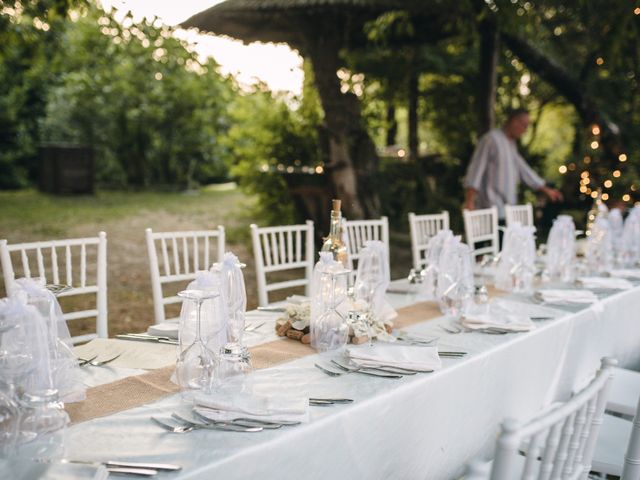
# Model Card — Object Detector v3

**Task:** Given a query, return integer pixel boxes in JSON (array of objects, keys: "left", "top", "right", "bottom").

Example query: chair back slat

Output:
[
  {"left": 343, "top": 217, "right": 389, "bottom": 279},
  {"left": 486, "top": 358, "right": 617, "bottom": 480},
  {"left": 250, "top": 221, "right": 314, "bottom": 307},
  {"left": 463, "top": 207, "right": 499, "bottom": 262},
  {"left": 505, "top": 204, "right": 534, "bottom": 228},
  {"left": 408, "top": 211, "right": 450, "bottom": 270},
  {"left": 1, "top": 233, "right": 108, "bottom": 344},
  {"left": 622, "top": 392, "right": 640, "bottom": 479},
  {"left": 145, "top": 227, "right": 225, "bottom": 324}
]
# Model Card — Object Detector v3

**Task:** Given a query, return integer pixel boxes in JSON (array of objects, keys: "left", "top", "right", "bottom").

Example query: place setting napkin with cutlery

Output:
[
  {"left": 345, "top": 344, "right": 442, "bottom": 371},
  {"left": 576, "top": 276, "right": 634, "bottom": 290},
  {"left": 194, "top": 391, "right": 310, "bottom": 423}
]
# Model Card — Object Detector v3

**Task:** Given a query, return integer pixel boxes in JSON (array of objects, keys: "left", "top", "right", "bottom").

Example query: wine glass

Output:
[{"left": 175, "top": 290, "right": 220, "bottom": 395}]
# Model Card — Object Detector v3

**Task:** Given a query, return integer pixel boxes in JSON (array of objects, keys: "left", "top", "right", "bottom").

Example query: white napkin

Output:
[
  {"left": 194, "top": 392, "right": 309, "bottom": 423},
  {"left": 536, "top": 289, "right": 598, "bottom": 304},
  {"left": 577, "top": 276, "right": 633, "bottom": 290},
  {"left": 461, "top": 311, "right": 534, "bottom": 332},
  {"left": 146, "top": 321, "right": 179, "bottom": 339},
  {"left": 610, "top": 269, "right": 640, "bottom": 279},
  {"left": 346, "top": 345, "right": 441, "bottom": 371}
]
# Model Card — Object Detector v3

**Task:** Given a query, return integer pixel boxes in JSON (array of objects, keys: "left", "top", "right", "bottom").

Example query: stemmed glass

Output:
[{"left": 175, "top": 290, "right": 220, "bottom": 395}]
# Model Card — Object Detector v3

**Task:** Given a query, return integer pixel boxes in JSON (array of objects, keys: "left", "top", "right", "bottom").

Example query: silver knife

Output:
[
  {"left": 256, "top": 306, "right": 286, "bottom": 312},
  {"left": 106, "top": 467, "right": 158, "bottom": 476},
  {"left": 115, "top": 334, "right": 178, "bottom": 345},
  {"left": 105, "top": 461, "right": 182, "bottom": 471}
]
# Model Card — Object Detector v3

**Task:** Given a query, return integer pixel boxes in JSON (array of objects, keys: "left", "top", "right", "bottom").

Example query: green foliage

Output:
[{"left": 222, "top": 73, "right": 323, "bottom": 225}]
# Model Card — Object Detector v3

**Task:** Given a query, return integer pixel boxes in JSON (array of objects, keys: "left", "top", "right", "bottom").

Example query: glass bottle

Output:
[{"left": 321, "top": 199, "right": 349, "bottom": 268}]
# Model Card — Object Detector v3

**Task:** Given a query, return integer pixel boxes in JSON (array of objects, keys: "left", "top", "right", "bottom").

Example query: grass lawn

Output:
[{"left": 0, "top": 187, "right": 412, "bottom": 338}]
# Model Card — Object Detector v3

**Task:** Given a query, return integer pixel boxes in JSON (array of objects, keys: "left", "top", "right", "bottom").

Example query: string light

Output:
[
  {"left": 584, "top": 157, "right": 591, "bottom": 165},
  {"left": 613, "top": 170, "right": 621, "bottom": 178},
  {"left": 623, "top": 194, "right": 631, "bottom": 202},
  {"left": 596, "top": 57, "right": 605, "bottom": 66},
  {"left": 591, "top": 125, "right": 600, "bottom": 135},
  {"left": 602, "top": 193, "right": 609, "bottom": 200},
  {"left": 619, "top": 153, "right": 628, "bottom": 162},
  {"left": 581, "top": 171, "right": 589, "bottom": 178},
  {"left": 558, "top": 165, "right": 567, "bottom": 174},
  {"left": 604, "top": 179, "right": 613, "bottom": 188},
  {"left": 590, "top": 141, "right": 599, "bottom": 149},
  {"left": 315, "top": 166, "right": 324, "bottom": 174},
  {"left": 632, "top": 185, "right": 638, "bottom": 192},
  {"left": 580, "top": 186, "right": 588, "bottom": 193},
  {"left": 635, "top": 7, "right": 640, "bottom": 14},
  {"left": 591, "top": 191, "right": 598, "bottom": 199}
]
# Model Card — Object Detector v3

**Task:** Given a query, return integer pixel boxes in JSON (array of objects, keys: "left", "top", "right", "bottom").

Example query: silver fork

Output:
[
  {"left": 314, "top": 363, "right": 343, "bottom": 377},
  {"left": 171, "top": 413, "right": 263, "bottom": 432},
  {"left": 80, "top": 354, "right": 122, "bottom": 367},
  {"left": 151, "top": 416, "right": 194, "bottom": 433},
  {"left": 244, "top": 322, "right": 265, "bottom": 332},
  {"left": 329, "top": 360, "right": 402, "bottom": 379},
  {"left": 330, "top": 359, "right": 413, "bottom": 376}
]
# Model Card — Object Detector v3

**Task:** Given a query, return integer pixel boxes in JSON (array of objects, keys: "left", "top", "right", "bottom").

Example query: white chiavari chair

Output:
[
  {"left": 343, "top": 217, "right": 389, "bottom": 279},
  {"left": 250, "top": 221, "right": 314, "bottom": 307},
  {"left": 145, "top": 227, "right": 225, "bottom": 324},
  {"left": 0, "top": 233, "right": 107, "bottom": 344},
  {"left": 590, "top": 382, "right": 640, "bottom": 479},
  {"left": 464, "top": 357, "right": 617, "bottom": 480},
  {"left": 505, "top": 204, "right": 534, "bottom": 228},
  {"left": 463, "top": 207, "right": 499, "bottom": 262},
  {"left": 408, "top": 211, "right": 450, "bottom": 270}
]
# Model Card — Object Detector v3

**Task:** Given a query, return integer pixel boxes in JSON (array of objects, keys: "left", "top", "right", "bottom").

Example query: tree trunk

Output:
[
  {"left": 501, "top": 32, "right": 623, "bottom": 160},
  {"left": 407, "top": 47, "right": 419, "bottom": 162},
  {"left": 301, "top": 19, "right": 380, "bottom": 219},
  {"left": 477, "top": 16, "right": 499, "bottom": 135},
  {"left": 386, "top": 104, "right": 397, "bottom": 146}
]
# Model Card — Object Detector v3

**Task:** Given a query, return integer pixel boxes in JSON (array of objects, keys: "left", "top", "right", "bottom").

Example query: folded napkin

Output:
[
  {"left": 535, "top": 289, "right": 598, "bottom": 305},
  {"left": 462, "top": 311, "right": 534, "bottom": 332},
  {"left": 146, "top": 321, "right": 179, "bottom": 339},
  {"left": 194, "top": 392, "right": 309, "bottom": 423},
  {"left": 346, "top": 345, "right": 441, "bottom": 371},
  {"left": 610, "top": 269, "right": 640, "bottom": 279},
  {"left": 577, "top": 276, "right": 633, "bottom": 290}
]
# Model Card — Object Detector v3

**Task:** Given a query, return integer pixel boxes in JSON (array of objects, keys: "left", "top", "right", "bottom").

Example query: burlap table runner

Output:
[{"left": 67, "top": 290, "right": 501, "bottom": 424}]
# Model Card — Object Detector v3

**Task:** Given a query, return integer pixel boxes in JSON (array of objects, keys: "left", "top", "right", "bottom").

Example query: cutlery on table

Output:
[
  {"left": 327, "top": 361, "right": 402, "bottom": 379},
  {"left": 256, "top": 306, "right": 286, "bottom": 313},
  {"left": 65, "top": 459, "right": 181, "bottom": 472},
  {"left": 116, "top": 334, "right": 179, "bottom": 345},
  {"left": 174, "top": 412, "right": 279, "bottom": 430},
  {"left": 244, "top": 321, "right": 265, "bottom": 332},
  {"left": 308, "top": 397, "right": 353, "bottom": 404},
  {"left": 314, "top": 363, "right": 343, "bottom": 377},
  {"left": 78, "top": 354, "right": 122, "bottom": 367},
  {"left": 330, "top": 359, "right": 415, "bottom": 376},
  {"left": 169, "top": 413, "right": 264, "bottom": 432},
  {"left": 78, "top": 355, "right": 98, "bottom": 366}
]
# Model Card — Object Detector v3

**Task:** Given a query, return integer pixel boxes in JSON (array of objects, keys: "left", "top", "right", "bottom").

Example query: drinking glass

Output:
[
  {"left": 312, "top": 270, "right": 350, "bottom": 351},
  {"left": 176, "top": 290, "right": 220, "bottom": 395},
  {"left": 17, "top": 389, "right": 68, "bottom": 461}
]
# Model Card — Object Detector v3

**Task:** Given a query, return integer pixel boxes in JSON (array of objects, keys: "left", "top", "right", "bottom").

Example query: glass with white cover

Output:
[
  {"left": 585, "top": 214, "right": 613, "bottom": 274},
  {"left": 17, "top": 389, "right": 68, "bottom": 461},
  {"left": 436, "top": 239, "right": 474, "bottom": 320},
  {"left": 176, "top": 289, "right": 221, "bottom": 394},
  {"left": 310, "top": 252, "right": 350, "bottom": 352},
  {"left": 495, "top": 222, "right": 536, "bottom": 293},
  {"left": 545, "top": 215, "right": 576, "bottom": 282}
]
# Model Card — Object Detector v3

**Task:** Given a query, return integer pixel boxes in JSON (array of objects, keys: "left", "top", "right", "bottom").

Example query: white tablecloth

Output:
[{"left": 64, "top": 282, "right": 640, "bottom": 480}]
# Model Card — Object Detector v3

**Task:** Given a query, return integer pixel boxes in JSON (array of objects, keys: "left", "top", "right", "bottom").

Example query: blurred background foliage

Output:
[{"left": 0, "top": 0, "right": 638, "bottom": 234}]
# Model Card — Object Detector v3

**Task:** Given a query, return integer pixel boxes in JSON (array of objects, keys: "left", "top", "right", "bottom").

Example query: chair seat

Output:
[
  {"left": 607, "top": 367, "right": 640, "bottom": 417},
  {"left": 591, "top": 413, "right": 632, "bottom": 477}
]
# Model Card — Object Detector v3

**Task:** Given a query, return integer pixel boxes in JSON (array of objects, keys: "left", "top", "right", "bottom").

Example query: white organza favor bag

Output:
[
  {"left": 586, "top": 214, "right": 613, "bottom": 274},
  {"left": 436, "top": 237, "right": 474, "bottom": 319},
  {"left": 11, "top": 278, "right": 85, "bottom": 402},
  {"left": 419, "top": 229, "right": 454, "bottom": 301},
  {"left": 354, "top": 241, "right": 393, "bottom": 320},
  {"left": 622, "top": 212, "right": 640, "bottom": 267},
  {"left": 545, "top": 215, "right": 576, "bottom": 282},
  {"left": 495, "top": 222, "right": 536, "bottom": 293}
]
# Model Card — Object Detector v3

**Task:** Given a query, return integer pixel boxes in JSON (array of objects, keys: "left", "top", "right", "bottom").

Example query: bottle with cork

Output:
[{"left": 321, "top": 199, "right": 349, "bottom": 268}]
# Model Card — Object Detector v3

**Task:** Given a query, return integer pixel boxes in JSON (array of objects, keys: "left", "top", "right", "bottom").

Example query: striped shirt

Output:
[{"left": 464, "top": 128, "right": 545, "bottom": 218}]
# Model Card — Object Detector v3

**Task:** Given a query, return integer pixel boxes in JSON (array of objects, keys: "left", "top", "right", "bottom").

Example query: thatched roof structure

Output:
[{"left": 181, "top": 0, "right": 431, "bottom": 46}]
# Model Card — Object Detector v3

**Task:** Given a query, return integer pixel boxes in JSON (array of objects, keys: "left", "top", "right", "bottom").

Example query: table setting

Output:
[{"left": 2, "top": 206, "right": 640, "bottom": 479}]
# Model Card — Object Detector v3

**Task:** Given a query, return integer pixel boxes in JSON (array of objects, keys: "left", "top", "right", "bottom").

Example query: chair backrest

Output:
[
  {"left": 250, "top": 221, "right": 314, "bottom": 307},
  {"left": 488, "top": 357, "right": 617, "bottom": 480},
  {"left": 343, "top": 217, "right": 390, "bottom": 278},
  {"left": 0, "top": 233, "right": 108, "bottom": 344},
  {"left": 622, "top": 389, "right": 640, "bottom": 480},
  {"left": 505, "top": 204, "right": 534, "bottom": 228},
  {"left": 463, "top": 207, "right": 499, "bottom": 261},
  {"left": 408, "top": 211, "right": 450, "bottom": 270},
  {"left": 145, "top": 227, "right": 225, "bottom": 324}
]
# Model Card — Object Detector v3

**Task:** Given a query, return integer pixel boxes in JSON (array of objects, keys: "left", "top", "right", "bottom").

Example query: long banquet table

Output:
[{"left": 64, "top": 281, "right": 640, "bottom": 480}]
